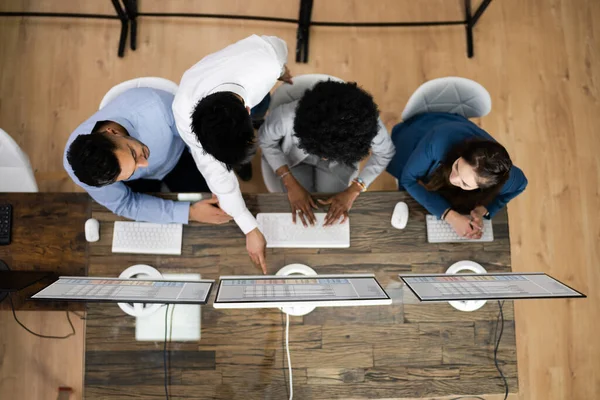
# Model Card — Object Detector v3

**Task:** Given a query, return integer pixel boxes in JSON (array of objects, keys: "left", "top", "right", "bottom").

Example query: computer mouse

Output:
[
  {"left": 85, "top": 218, "right": 100, "bottom": 242},
  {"left": 391, "top": 202, "right": 409, "bottom": 229}
]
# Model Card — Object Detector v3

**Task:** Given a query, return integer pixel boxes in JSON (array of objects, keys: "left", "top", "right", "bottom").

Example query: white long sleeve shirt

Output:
[{"left": 173, "top": 35, "right": 288, "bottom": 234}]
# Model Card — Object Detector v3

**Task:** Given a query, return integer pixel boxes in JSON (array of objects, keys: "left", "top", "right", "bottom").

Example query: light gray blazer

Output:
[{"left": 258, "top": 100, "right": 395, "bottom": 187}]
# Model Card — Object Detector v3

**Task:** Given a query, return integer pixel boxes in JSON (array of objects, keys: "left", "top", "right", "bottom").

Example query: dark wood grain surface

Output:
[
  {"left": 85, "top": 192, "right": 517, "bottom": 399},
  {"left": 0, "top": 193, "right": 89, "bottom": 310}
]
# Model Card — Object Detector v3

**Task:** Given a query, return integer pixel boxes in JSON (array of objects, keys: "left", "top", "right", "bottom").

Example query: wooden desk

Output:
[
  {"left": 0, "top": 193, "right": 89, "bottom": 310},
  {"left": 84, "top": 192, "right": 517, "bottom": 399}
]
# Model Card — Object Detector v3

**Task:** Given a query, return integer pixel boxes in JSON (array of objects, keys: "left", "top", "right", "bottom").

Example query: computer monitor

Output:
[
  {"left": 31, "top": 276, "right": 215, "bottom": 304},
  {"left": 400, "top": 272, "right": 586, "bottom": 302},
  {"left": 213, "top": 274, "right": 391, "bottom": 309}
]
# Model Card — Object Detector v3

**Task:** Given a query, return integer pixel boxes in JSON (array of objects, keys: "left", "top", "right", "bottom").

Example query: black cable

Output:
[
  {"left": 164, "top": 304, "right": 170, "bottom": 400},
  {"left": 450, "top": 300, "right": 508, "bottom": 400},
  {"left": 8, "top": 294, "right": 75, "bottom": 339},
  {"left": 493, "top": 300, "right": 509, "bottom": 400},
  {"left": 70, "top": 310, "right": 86, "bottom": 320}
]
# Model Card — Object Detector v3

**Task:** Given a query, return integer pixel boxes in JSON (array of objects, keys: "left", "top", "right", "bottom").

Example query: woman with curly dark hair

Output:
[
  {"left": 259, "top": 80, "right": 395, "bottom": 226},
  {"left": 386, "top": 112, "right": 528, "bottom": 238}
]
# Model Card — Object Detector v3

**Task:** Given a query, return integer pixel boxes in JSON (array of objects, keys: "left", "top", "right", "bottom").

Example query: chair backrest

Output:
[
  {"left": 99, "top": 77, "right": 179, "bottom": 110},
  {"left": 0, "top": 128, "right": 39, "bottom": 192},
  {"left": 270, "top": 74, "right": 344, "bottom": 110},
  {"left": 401, "top": 77, "right": 492, "bottom": 121}
]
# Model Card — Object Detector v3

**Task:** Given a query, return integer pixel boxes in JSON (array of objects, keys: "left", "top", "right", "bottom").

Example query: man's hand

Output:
[
  {"left": 246, "top": 228, "right": 267, "bottom": 274},
  {"left": 445, "top": 210, "right": 481, "bottom": 239},
  {"left": 317, "top": 184, "right": 361, "bottom": 226},
  {"left": 189, "top": 196, "right": 232, "bottom": 224},
  {"left": 278, "top": 65, "right": 293, "bottom": 84}
]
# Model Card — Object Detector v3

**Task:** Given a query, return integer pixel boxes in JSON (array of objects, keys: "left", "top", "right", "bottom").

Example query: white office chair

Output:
[
  {"left": 0, "top": 128, "right": 39, "bottom": 192},
  {"left": 401, "top": 77, "right": 492, "bottom": 121},
  {"left": 261, "top": 74, "right": 345, "bottom": 193},
  {"left": 99, "top": 77, "right": 179, "bottom": 110}
]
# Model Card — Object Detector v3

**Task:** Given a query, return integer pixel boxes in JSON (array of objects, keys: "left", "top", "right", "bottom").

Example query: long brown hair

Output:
[{"left": 422, "top": 139, "right": 512, "bottom": 213}]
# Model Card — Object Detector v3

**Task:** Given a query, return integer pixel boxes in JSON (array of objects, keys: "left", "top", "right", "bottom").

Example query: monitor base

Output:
[
  {"left": 445, "top": 260, "right": 488, "bottom": 312},
  {"left": 276, "top": 264, "right": 318, "bottom": 316},
  {"left": 118, "top": 264, "right": 164, "bottom": 317}
]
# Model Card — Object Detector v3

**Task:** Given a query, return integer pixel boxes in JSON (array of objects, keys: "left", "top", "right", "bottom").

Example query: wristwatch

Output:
[{"left": 352, "top": 177, "right": 367, "bottom": 192}]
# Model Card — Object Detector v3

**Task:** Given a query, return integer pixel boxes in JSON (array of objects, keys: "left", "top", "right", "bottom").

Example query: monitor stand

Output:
[
  {"left": 276, "top": 263, "right": 318, "bottom": 316},
  {"left": 0, "top": 259, "right": 9, "bottom": 303},
  {"left": 445, "top": 260, "right": 488, "bottom": 312}
]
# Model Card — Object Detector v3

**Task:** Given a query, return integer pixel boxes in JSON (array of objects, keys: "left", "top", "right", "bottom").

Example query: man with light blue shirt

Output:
[{"left": 64, "top": 87, "right": 232, "bottom": 225}]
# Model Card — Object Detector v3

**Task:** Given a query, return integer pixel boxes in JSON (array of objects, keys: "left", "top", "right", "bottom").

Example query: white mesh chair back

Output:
[
  {"left": 401, "top": 77, "right": 491, "bottom": 120},
  {"left": 99, "top": 77, "right": 179, "bottom": 109}
]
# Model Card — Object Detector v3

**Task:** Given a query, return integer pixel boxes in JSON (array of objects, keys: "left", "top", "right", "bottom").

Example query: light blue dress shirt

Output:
[{"left": 63, "top": 88, "right": 190, "bottom": 224}]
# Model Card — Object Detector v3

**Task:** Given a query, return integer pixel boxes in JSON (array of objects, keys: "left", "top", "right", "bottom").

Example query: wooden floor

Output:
[{"left": 0, "top": 0, "right": 599, "bottom": 399}]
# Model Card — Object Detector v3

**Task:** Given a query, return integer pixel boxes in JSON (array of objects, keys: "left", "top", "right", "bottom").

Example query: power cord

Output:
[
  {"left": 281, "top": 312, "right": 290, "bottom": 398},
  {"left": 493, "top": 300, "right": 508, "bottom": 400},
  {"left": 8, "top": 294, "right": 75, "bottom": 339},
  {"left": 284, "top": 313, "right": 293, "bottom": 400},
  {"left": 450, "top": 300, "right": 508, "bottom": 400},
  {"left": 164, "top": 304, "right": 171, "bottom": 400}
]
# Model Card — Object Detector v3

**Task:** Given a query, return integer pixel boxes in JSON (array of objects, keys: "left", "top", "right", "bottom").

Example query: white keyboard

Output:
[
  {"left": 257, "top": 213, "right": 350, "bottom": 248},
  {"left": 426, "top": 215, "right": 494, "bottom": 243},
  {"left": 112, "top": 221, "right": 183, "bottom": 255}
]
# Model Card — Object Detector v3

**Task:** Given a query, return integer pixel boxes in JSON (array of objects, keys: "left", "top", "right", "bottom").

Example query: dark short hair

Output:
[
  {"left": 67, "top": 132, "right": 120, "bottom": 187},
  {"left": 293, "top": 80, "right": 380, "bottom": 166},
  {"left": 190, "top": 92, "right": 255, "bottom": 170}
]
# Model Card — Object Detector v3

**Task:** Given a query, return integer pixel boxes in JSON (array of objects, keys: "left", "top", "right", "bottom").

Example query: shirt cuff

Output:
[
  {"left": 234, "top": 209, "right": 258, "bottom": 234},
  {"left": 173, "top": 201, "right": 191, "bottom": 224}
]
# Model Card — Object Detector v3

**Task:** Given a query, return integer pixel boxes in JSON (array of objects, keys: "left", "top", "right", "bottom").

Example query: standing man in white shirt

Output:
[{"left": 173, "top": 34, "right": 293, "bottom": 274}]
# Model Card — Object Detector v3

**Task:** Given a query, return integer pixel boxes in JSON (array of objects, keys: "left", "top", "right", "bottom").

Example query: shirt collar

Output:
[
  {"left": 107, "top": 116, "right": 138, "bottom": 139},
  {"left": 208, "top": 83, "right": 248, "bottom": 106}
]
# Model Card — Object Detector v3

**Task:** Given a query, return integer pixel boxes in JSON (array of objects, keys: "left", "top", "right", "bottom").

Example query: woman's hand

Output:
[
  {"left": 445, "top": 210, "right": 482, "bottom": 239},
  {"left": 318, "top": 184, "right": 361, "bottom": 226}
]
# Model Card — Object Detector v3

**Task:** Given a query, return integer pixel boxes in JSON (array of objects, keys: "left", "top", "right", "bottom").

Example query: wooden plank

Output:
[
  {"left": 199, "top": 324, "right": 322, "bottom": 350},
  {"left": 321, "top": 324, "right": 417, "bottom": 347},
  {"left": 303, "top": 303, "right": 404, "bottom": 326},
  {"left": 418, "top": 322, "right": 476, "bottom": 345},
  {"left": 85, "top": 350, "right": 216, "bottom": 386},
  {"left": 273, "top": 344, "right": 374, "bottom": 369},
  {"left": 364, "top": 366, "right": 460, "bottom": 382},
  {"left": 442, "top": 344, "right": 517, "bottom": 365},
  {"left": 404, "top": 301, "right": 515, "bottom": 323},
  {"left": 306, "top": 368, "right": 366, "bottom": 384}
]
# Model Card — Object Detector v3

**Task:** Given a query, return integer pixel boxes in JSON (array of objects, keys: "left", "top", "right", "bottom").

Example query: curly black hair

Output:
[
  {"left": 191, "top": 92, "right": 255, "bottom": 171},
  {"left": 67, "top": 132, "right": 120, "bottom": 187},
  {"left": 293, "top": 80, "right": 380, "bottom": 166}
]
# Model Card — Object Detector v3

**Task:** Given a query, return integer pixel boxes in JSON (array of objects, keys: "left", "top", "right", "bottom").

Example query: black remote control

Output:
[{"left": 0, "top": 204, "right": 12, "bottom": 245}]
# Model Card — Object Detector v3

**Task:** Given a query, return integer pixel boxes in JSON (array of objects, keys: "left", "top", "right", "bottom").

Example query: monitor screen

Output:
[
  {"left": 31, "top": 277, "right": 215, "bottom": 304},
  {"left": 214, "top": 274, "right": 391, "bottom": 309},
  {"left": 400, "top": 273, "right": 586, "bottom": 301}
]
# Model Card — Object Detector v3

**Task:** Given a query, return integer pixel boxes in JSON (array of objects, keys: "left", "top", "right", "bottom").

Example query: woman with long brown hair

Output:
[{"left": 387, "top": 112, "right": 527, "bottom": 238}]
